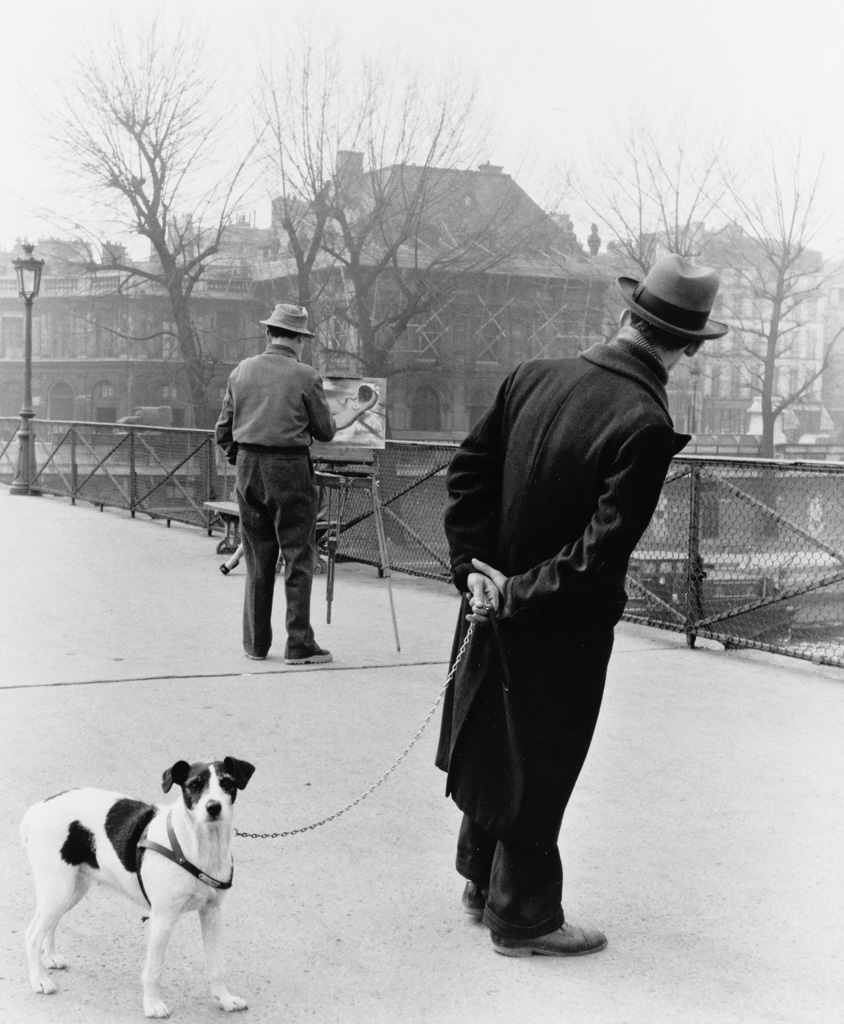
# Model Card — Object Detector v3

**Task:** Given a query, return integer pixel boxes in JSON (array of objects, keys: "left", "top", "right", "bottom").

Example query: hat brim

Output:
[
  {"left": 259, "top": 317, "right": 314, "bottom": 337},
  {"left": 616, "top": 277, "right": 729, "bottom": 341}
]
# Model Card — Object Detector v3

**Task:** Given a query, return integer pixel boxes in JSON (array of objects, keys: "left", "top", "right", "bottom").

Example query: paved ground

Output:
[{"left": 1, "top": 490, "right": 843, "bottom": 1024}]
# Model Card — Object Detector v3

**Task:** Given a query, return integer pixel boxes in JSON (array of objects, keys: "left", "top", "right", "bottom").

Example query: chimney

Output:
[
  {"left": 337, "top": 150, "right": 364, "bottom": 181},
  {"left": 477, "top": 162, "right": 504, "bottom": 174}
]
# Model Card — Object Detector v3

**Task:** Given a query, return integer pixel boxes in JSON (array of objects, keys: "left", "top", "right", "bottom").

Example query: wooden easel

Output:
[{"left": 313, "top": 445, "right": 400, "bottom": 651}]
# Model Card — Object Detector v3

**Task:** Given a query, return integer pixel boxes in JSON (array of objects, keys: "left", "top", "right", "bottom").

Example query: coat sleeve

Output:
[
  {"left": 304, "top": 377, "right": 337, "bottom": 442},
  {"left": 502, "top": 422, "right": 676, "bottom": 617},
  {"left": 444, "top": 376, "right": 510, "bottom": 593},
  {"left": 214, "top": 376, "right": 238, "bottom": 465}
]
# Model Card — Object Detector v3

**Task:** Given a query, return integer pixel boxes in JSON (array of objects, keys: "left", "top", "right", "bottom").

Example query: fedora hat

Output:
[
  {"left": 617, "top": 254, "right": 728, "bottom": 341},
  {"left": 259, "top": 303, "right": 315, "bottom": 337}
]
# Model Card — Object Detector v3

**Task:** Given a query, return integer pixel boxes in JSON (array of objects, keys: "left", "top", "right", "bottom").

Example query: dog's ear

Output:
[
  {"left": 162, "top": 760, "right": 192, "bottom": 793},
  {"left": 223, "top": 757, "right": 256, "bottom": 790}
]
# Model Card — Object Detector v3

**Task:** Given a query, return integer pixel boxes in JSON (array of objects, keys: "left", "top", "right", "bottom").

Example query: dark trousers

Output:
[
  {"left": 236, "top": 450, "right": 318, "bottom": 658},
  {"left": 457, "top": 814, "right": 565, "bottom": 939}
]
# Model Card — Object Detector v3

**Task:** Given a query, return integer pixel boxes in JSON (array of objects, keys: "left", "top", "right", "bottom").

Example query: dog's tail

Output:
[
  {"left": 19, "top": 803, "right": 35, "bottom": 848},
  {"left": 19, "top": 794, "right": 53, "bottom": 848}
]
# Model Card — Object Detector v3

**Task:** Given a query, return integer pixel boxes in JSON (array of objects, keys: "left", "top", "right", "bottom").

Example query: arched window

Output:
[
  {"left": 411, "top": 385, "right": 441, "bottom": 432},
  {"left": 47, "top": 382, "right": 74, "bottom": 421},
  {"left": 0, "top": 381, "right": 23, "bottom": 417},
  {"left": 0, "top": 314, "right": 24, "bottom": 358},
  {"left": 91, "top": 380, "right": 117, "bottom": 423}
]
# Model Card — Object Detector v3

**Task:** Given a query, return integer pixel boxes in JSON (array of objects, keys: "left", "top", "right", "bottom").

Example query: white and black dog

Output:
[{"left": 20, "top": 756, "right": 255, "bottom": 1019}]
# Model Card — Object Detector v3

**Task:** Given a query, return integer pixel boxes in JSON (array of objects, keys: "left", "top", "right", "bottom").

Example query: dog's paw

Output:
[
  {"left": 45, "top": 954, "right": 67, "bottom": 970},
  {"left": 143, "top": 998, "right": 170, "bottom": 1018},
  {"left": 31, "top": 976, "right": 58, "bottom": 995},
  {"left": 216, "top": 992, "right": 248, "bottom": 1012}
]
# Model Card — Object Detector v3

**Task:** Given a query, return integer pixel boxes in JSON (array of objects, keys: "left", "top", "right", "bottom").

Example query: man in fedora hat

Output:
[
  {"left": 216, "top": 303, "right": 336, "bottom": 663},
  {"left": 437, "top": 254, "right": 728, "bottom": 957}
]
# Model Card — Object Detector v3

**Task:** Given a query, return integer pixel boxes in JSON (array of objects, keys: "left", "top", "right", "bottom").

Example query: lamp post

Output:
[
  {"left": 689, "top": 363, "right": 701, "bottom": 435},
  {"left": 9, "top": 242, "right": 45, "bottom": 495}
]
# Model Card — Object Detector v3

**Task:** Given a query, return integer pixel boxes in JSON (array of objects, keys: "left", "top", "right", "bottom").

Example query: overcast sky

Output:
[{"left": 1, "top": 0, "right": 841, "bottom": 256}]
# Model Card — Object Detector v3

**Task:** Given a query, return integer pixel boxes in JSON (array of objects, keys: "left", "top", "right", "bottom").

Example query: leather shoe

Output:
[
  {"left": 284, "top": 644, "right": 332, "bottom": 665},
  {"left": 461, "top": 881, "right": 488, "bottom": 921},
  {"left": 491, "top": 921, "right": 607, "bottom": 957}
]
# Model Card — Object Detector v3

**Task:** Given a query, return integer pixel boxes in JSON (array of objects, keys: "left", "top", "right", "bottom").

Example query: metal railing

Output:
[
  {"left": 625, "top": 455, "right": 844, "bottom": 667},
  {"left": 0, "top": 418, "right": 231, "bottom": 529},
  {"left": 3, "top": 418, "right": 843, "bottom": 669}
]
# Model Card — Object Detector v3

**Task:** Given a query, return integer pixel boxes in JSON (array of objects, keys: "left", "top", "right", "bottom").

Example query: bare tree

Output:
[
  {"left": 257, "top": 33, "right": 346, "bottom": 321},
  {"left": 709, "top": 143, "right": 838, "bottom": 456},
  {"left": 259, "top": 42, "right": 560, "bottom": 381},
  {"left": 46, "top": 18, "right": 256, "bottom": 426},
  {"left": 567, "top": 125, "right": 840, "bottom": 452},
  {"left": 569, "top": 118, "right": 726, "bottom": 277}
]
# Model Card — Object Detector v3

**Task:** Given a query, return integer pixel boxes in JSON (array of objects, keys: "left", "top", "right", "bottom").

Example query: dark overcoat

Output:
[{"left": 436, "top": 342, "right": 689, "bottom": 845}]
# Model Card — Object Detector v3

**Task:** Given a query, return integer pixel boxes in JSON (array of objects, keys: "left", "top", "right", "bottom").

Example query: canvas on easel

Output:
[
  {"left": 322, "top": 377, "right": 386, "bottom": 449},
  {"left": 312, "top": 377, "right": 399, "bottom": 649}
]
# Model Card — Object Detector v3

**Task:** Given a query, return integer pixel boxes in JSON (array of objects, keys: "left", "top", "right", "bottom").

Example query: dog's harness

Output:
[{"left": 135, "top": 812, "right": 234, "bottom": 906}]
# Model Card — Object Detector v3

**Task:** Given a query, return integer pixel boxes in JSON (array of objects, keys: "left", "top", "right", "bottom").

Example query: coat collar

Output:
[
  {"left": 579, "top": 341, "right": 671, "bottom": 417},
  {"left": 264, "top": 343, "right": 300, "bottom": 361}
]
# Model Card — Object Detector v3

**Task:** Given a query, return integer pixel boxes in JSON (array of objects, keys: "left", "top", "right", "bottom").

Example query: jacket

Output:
[{"left": 215, "top": 345, "right": 335, "bottom": 460}]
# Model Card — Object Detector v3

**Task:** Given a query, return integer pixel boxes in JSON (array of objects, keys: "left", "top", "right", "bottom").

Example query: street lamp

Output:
[
  {"left": 9, "top": 242, "right": 45, "bottom": 496},
  {"left": 689, "top": 363, "right": 701, "bottom": 435}
]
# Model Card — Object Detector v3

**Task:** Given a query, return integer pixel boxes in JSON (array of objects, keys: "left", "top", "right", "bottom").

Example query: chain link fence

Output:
[
  {"left": 0, "top": 418, "right": 232, "bottom": 529},
  {"left": 3, "top": 418, "right": 844, "bottom": 668},
  {"left": 627, "top": 456, "right": 844, "bottom": 666},
  {"left": 322, "top": 442, "right": 454, "bottom": 579}
]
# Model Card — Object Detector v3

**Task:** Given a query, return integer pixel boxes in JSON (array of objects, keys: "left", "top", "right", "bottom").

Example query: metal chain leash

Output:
[{"left": 235, "top": 621, "right": 475, "bottom": 840}]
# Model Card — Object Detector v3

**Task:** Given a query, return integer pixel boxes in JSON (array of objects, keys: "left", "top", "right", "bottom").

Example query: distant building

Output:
[
  {"left": 256, "top": 156, "right": 606, "bottom": 440},
  {"left": 0, "top": 235, "right": 263, "bottom": 427},
  {"left": 0, "top": 164, "right": 607, "bottom": 437},
  {"left": 595, "top": 225, "right": 836, "bottom": 450},
  {"left": 820, "top": 260, "right": 844, "bottom": 440},
  {"left": 693, "top": 232, "right": 830, "bottom": 443}
]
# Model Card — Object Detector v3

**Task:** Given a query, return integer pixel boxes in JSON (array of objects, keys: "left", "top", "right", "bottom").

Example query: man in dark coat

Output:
[
  {"left": 437, "top": 254, "right": 729, "bottom": 957},
  {"left": 216, "top": 303, "right": 336, "bottom": 664}
]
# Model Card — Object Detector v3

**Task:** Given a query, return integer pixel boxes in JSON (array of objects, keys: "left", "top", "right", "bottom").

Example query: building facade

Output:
[
  {"left": 610, "top": 226, "right": 838, "bottom": 448},
  {"left": 257, "top": 158, "right": 607, "bottom": 439},
  {"left": 0, "top": 162, "right": 607, "bottom": 440},
  {"left": 0, "top": 237, "right": 265, "bottom": 427}
]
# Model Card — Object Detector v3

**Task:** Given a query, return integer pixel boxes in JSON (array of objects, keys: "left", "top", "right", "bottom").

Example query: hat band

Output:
[{"left": 633, "top": 284, "right": 711, "bottom": 332}]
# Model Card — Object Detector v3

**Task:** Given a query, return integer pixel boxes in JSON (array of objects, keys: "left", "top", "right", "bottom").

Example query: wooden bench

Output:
[
  {"left": 204, "top": 500, "right": 241, "bottom": 554},
  {"left": 204, "top": 491, "right": 333, "bottom": 572}
]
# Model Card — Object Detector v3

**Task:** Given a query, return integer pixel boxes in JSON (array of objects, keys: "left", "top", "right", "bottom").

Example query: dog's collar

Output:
[{"left": 135, "top": 811, "right": 234, "bottom": 905}]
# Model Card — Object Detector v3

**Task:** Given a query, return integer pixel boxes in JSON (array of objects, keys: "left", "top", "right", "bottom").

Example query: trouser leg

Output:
[
  {"left": 456, "top": 813, "right": 497, "bottom": 885},
  {"left": 456, "top": 815, "right": 564, "bottom": 939},
  {"left": 237, "top": 459, "right": 279, "bottom": 658},
  {"left": 483, "top": 836, "right": 564, "bottom": 938},
  {"left": 270, "top": 459, "right": 317, "bottom": 652}
]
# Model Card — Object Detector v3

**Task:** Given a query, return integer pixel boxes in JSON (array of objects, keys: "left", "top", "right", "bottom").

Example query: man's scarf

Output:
[{"left": 610, "top": 324, "right": 668, "bottom": 385}]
